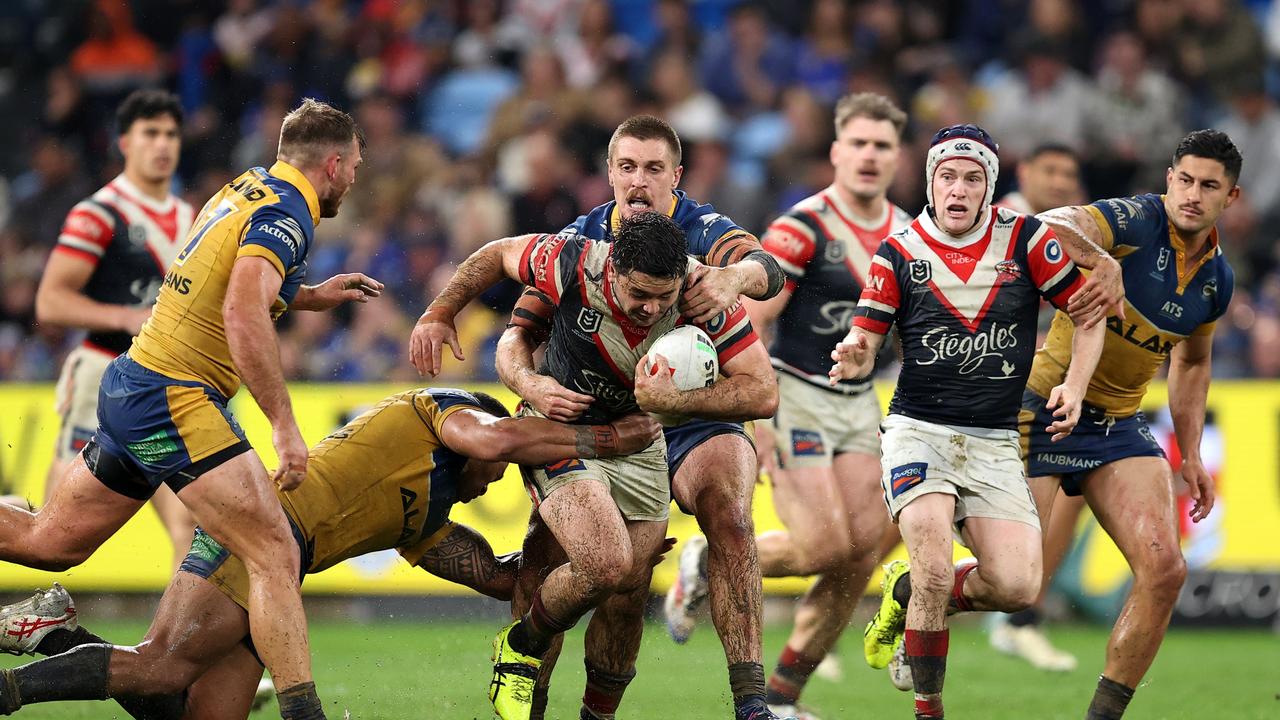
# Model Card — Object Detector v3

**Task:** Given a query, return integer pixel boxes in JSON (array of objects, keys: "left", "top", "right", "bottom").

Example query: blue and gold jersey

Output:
[
  {"left": 129, "top": 161, "right": 319, "bottom": 398},
  {"left": 281, "top": 388, "right": 480, "bottom": 573},
  {"left": 1027, "top": 193, "right": 1234, "bottom": 416}
]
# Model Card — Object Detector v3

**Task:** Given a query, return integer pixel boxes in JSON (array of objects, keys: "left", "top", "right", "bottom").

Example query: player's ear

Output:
[
  {"left": 1225, "top": 184, "right": 1241, "bottom": 207},
  {"left": 672, "top": 164, "right": 683, "bottom": 188}
]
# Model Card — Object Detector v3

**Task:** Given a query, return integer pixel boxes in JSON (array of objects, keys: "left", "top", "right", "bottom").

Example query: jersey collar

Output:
[
  {"left": 269, "top": 160, "right": 321, "bottom": 226},
  {"left": 608, "top": 191, "right": 680, "bottom": 233},
  {"left": 1168, "top": 222, "right": 1220, "bottom": 294}
]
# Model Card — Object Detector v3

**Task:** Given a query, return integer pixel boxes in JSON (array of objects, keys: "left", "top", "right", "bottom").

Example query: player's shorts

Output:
[
  {"left": 87, "top": 354, "right": 251, "bottom": 499},
  {"left": 178, "top": 513, "right": 311, "bottom": 611},
  {"left": 519, "top": 406, "right": 670, "bottom": 522},
  {"left": 664, "top": 418, "right": 752, "bottom": 478},
  {"left": 53, "top": 344, "right": 114, "bottom": 463},
  {"left": 773, "top": 372, "right": 881, "bottom": 469},
  {"left": 1019, "top": 389, "right": 1166, "bottom": 496},
  {"left": 880, "top": 413, "right": 1039, "bottom": 531}
]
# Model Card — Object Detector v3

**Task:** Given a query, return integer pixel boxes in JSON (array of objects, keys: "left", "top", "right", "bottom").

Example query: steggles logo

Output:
[{"left": 917, "top": 323, "right": 1019, "bottom": 375}]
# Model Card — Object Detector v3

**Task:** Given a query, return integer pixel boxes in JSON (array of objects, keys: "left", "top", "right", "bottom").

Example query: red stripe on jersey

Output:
[
  {"left": 60, "top": 208, "right": 113, "bottom": 249},
  {"left": 517, "top": 234, "right": 540, "bottom": 285},
  {"left": 94, "top": 199, "right": 173, "bottom": 273},
  {"left": 525, "top": 234, "right": 567, "bottom": 304},
  {"left": 581, "top": 256, "right": 636, "bottom": 389},
  {"left": 853, "top": 316, "right": 892, "bottom": 334},
  {"left": 1048, "top": 273, "right": 1086, "bottom": 310},
  {"left": 803, "top": 207, "right": 870, "bottom": 285},
  {"left": 783, "top": 279, "right": 798, "bottom": 293},
  {"left": 821, "top": 190, "right": 893, "bottom": 257},
  {"left": 716, "top": 330, "right": 757, "bottom": 366},
  {"left": 52, "top": 244, "right": 102, "bottom": 266},
  {"left": 107, "top": 182, "right": 181, "bottom": 243},
  {"left": 889, "top": 222, "right": 1018, "bottom": 333},
  {"left": 860, "top": 255, "right": 902, "bottom": 312},
  {"left": 762, "top": 224, "right": 816, "bottom": 268},
  {"left": 1025, "top": 225, "right": 1072, "bottom": 289},
  {"left": 912, "top": 217, "right": 995, "bottom": 283}
]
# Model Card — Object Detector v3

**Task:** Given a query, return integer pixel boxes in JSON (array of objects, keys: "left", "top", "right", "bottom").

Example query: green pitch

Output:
[{"left": 2, "top": 618, "right": 1275, "bottom": 718}]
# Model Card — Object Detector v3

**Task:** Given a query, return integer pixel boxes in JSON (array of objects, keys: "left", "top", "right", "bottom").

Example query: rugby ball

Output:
[{"left": 643, "top": 326, "right": 718, "bottom": 426}]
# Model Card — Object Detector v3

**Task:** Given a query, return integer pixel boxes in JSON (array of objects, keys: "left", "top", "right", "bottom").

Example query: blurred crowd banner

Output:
[{"left": 1, "top": 382, "right": 1279, "bottom": 617}]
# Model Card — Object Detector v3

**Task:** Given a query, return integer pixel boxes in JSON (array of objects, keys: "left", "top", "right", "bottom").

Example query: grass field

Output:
[{"left": 1, "top": 616, "right": 1275, "bottom": 719}]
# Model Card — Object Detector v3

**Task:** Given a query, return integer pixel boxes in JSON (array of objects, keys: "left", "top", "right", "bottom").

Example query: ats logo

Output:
[
  {"left": 791, "top": 429, "right": 825, "bottom": 457},
  {"left": 544, "top": 458, "right": 587, "bottom": 479},
  {"left": 890, "top": 462, "right": 928, "bottom": 498}
]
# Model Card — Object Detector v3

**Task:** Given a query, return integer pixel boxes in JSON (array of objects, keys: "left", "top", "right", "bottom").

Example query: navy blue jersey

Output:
[
  {"left": 763, "top": 187, "right": 910, "bottom": 391},
  {"left": 54, "top": 176, "right": 193, "bottom": 354},
  {"left": 1027, "top": 193, "right": 1234, "bottom": 416},
  {"left": 561, "top": 190, "right": 759, "bottom": 267},
  {"left": 854, "top": 207, "right": 1085, "bottom": 430},
  {"left": 516, "top": 233, "right": 758, "bottom": 424}
]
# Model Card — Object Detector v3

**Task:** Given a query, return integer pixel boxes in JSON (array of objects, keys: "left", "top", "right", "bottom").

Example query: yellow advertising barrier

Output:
[{"left": 1, "top": 382, "right": 1278, "bottom": 595}]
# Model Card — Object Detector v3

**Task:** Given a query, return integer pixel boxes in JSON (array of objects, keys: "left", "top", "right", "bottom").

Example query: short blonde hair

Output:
[
  {"left": 277, "top": 98, "right": 364, "bottom": 166},
  {"left": 833, "top": 93, "right": 907, "bottom": 138}
]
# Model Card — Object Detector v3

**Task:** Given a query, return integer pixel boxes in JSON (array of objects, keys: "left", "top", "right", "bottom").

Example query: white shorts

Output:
[
  {"left": 53, "top": 345, "right": 114, "bottom": 463},
  {"left": 879, "top": 414, "right": 1039, "bottom": 531},
  {"left": 773, "top": 372, "right": 881, "bottom": 469}
]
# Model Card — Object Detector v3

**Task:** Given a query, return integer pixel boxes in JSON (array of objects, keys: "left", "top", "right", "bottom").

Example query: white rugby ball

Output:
[{"left": 643, "top": 326, "right": 718, "bottom": 426}]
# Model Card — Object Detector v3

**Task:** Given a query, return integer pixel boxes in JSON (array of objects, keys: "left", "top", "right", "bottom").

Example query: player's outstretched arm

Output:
[
  {"left": 439, "top": 408, "right": 662, "bottom": 465},
  {"left": 415, "top": 523, "right": 520, "bottom": 600},
  {"left": 681, "top": 231, "right": 786, "bottom": 323},
  {"left": 634, "top": 340, "right": 779, "bottom": 421},
  {"left": 290, "top": 272, "right": 383, "bottom": 311},
  {"left": 827, "top": 327, "right": 885, "bottom": 383},
  {"left": 410, "top": 233, "right": 539, "bottom": 377},
  {"left": 496, "top": 289, "right": 594, "bottom": 422},
  {"left": 1038, "top": 206, "right": 1125, "bottom": 326},
  {"left": 1168, "top": 333, "right": 1216, "bottom": 522},
  {"left": 225, "top": 255, "right": 307, "bottom": 490},
  {"left": 1044, "top": 312, "right": 1106, "bottom": 441}
]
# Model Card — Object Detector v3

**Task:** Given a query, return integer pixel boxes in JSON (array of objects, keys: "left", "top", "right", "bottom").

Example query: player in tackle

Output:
[
  {"left": 831, "top": 124, "right": 1109, "bottom": 720},
  {"left": 0, "top": 98, "right": 379, "bottom": 720},
  {"left": 0, "top": 388, "right": 661, "bottom": 718},
  {"left": 410, "top": 211, "right": 778, "bottom": 720},
  {"left": 1021, "top": 129, "right": 1239, "bottom": 719}
]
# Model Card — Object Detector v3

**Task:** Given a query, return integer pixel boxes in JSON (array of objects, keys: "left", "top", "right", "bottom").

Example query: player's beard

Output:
[{"left": 320, "top": 187, "right": 345, "bottom": 218}]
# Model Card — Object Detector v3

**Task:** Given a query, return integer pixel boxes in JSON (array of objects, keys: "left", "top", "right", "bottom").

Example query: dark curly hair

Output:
[
  {"left": 116, "top": 89, "right": 184, "bottom": 135},
  {"left": 1174, "top": 129, "right": 1243, "bottom": 184},
  {"left": 610, "top": 211, "right": 689, "bottom": 280}
]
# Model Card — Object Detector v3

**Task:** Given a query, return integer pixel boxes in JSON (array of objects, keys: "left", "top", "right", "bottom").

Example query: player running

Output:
[
  {"left": 832, "top": 124, "right": 1110, "bottom": 720},
  {"left": 0, "top": 98, "right": 379, "bottom": 720},
  {"left": 409, "top": 212, "right": 778, "bottom": 720},
  {"left": 34, "top": 89, "right": 196, "bottom": 571},
  {"left": 678, "top": 92, "right": 911, "bottom": 719},
  {"left": 0, "top": 388, "right": 662, "bottom": 718},
  {"left": 493, "top": 116, "right": 790, "bottom": 720},
  {"left": 1022, "top": 129, "right": 1240, "bottom": 720}
]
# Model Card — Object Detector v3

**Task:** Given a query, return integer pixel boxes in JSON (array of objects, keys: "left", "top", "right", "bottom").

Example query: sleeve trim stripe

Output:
[
  {"left": 517, "top": 235, "right": 539, "bottom": 286},
  {"left": 236, "top": 244, "right": 288, "bottom": 278},
  {"left": 1037, "top": 262, "right": 1075, "bottom": 293},
  {"left": 860, "top": 298, "right": 896, "bottom": 315},
  {"left": 52, "top": 245, "right": 101, "bottom": 264},
  {"left": 716, "top": 329, "right": 757, "bottom": 365},
  {"left": 776, "top": 257, "right": 806, "bottom": 277},
  {"left": 871, "top": 254, "right": 894, "bottom": 269},
  {"left": 1083, "top": 205, "right": 1116, "bottom": 252},
  {"left": 853, "top": 317, "right": 891, "bottom": 334},
  {"left": 56, "top": 236, "right": 107, "bottom": 257}
]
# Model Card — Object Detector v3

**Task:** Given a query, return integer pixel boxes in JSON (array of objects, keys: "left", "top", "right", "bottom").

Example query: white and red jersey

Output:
[
  {"left": 762, "top": 186, "right": 911, "bottom": 392},
  {"left": 54, "top": 174, "right": 193, "bottom": 354},
  {"left": 853, "top": 207, "right": 1085, "bottom": 430}
]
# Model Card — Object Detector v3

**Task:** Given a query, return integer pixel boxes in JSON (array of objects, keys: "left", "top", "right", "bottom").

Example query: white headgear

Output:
[{"left": 924, "top": 124, "right": 1000, "bottom": 211}]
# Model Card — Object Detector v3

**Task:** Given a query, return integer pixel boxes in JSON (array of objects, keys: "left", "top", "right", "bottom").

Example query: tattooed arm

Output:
[
  {"left": 409, "top": 233, "right": 539, "bottom": 377},
  {"left": 437, "top": 407, "right": 663, "bottom": 464},
  {"left": 416, "top": 524, "right": 520, "bottom": 600}
]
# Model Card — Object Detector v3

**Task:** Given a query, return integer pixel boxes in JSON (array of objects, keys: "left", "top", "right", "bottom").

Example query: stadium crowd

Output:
[{"left": 1, "top": 0, "right": 1279, "bottom": 382}]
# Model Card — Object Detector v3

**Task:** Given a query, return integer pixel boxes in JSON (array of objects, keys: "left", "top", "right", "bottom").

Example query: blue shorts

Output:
[
  {"left": 1018, "top": 389, "right": 1165, "bottom": 496},
  {"left": 663, "top": 419, "right": 752, "bottom": 479},
  {"left": 88, "top": 355, "right": 251, "bottom": 499}
]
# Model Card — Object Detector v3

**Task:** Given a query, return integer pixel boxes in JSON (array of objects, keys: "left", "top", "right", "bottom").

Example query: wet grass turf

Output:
[{"left": 2, "top": 619, "right": 1275, "bottom": 718}]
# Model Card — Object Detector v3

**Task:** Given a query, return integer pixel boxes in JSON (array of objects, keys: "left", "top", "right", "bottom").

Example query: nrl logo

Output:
[
  {"left": 577, "top": 308, "right": 601, "bottom": 333},
  {"left": 824, "top": 239, "right": 845, "bottom": 262},
  {"left": 909, "top": 259, "right": 932, "bottom": 284},
  {"left": 1157, "top": 247, "right": 1170, "bottom": 272}
]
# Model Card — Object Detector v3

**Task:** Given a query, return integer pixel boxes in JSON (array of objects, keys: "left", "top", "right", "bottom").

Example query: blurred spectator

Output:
[
  {"left": 650, "top": 49, "right": 730, "bottom": 143},
  {"left": 681, "top": 139, "right": 767, "bottom": 233},
  {"left": 981, "top": 36, "right": 1094, "bottom": 162},
  {"left": 484, "top": 45, "right": 586, "bottom": 159},
  {"left": 1178, "top": 0, "right": 1267, "bottom": 109},
  {"left": 700, "top": 2, "right": 794, "bottom": 115},
  {"left": 641, "top": 0, "right": 702, "bottom": 76},
  {"left": 509, "top": 129, "right": 580, "bottom": 232},
  {"left": 8, "top": 136, "right": 92, "bottom": 248},
  {"left": 912, "top": 52, "right": 989, "bottom": 130},
  {"left": 1083, "top": 31, "right": 1186, "bottom": 197},
  {"left": 1218, "top": 83, "right": 1280, "bottom": 225},
  {"left": 998, "top": 143, "right": 1084, "bottom": 215},
  {"left": 213, "top": 0, "right": 273, "bottom": 72},
  {"left": 454, "top": 0, "right": 523, "bottom": 69},
  {"left": 69, "top": 0, "right": 161, "bottom": 95},
  {"left": 792, "top": 0, "right": 852, "bottom": 105},
  {"left": 1133, "top": 0, "right": 1186, "bottom": 74},
  {"left": 1025, "top": 0, "right": 1094, "bottom": 71},
  {"left": 556, "top": 0, "right": 636, "bottom": 89}
]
